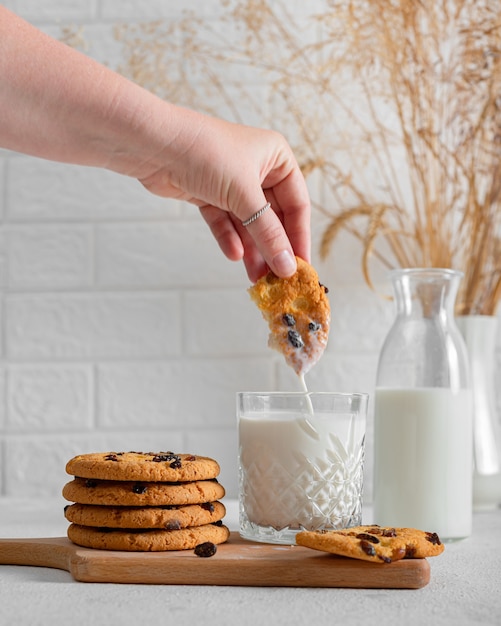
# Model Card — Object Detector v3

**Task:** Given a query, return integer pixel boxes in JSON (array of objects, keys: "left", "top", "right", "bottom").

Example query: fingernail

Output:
[{"left": 272, "top": 250, "right": 296, "bottom": 277}]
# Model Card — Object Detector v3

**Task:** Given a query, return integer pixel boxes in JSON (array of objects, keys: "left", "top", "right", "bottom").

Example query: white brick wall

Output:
[{"left": 2, "top": 0, "right": 497, "bottom": 505}]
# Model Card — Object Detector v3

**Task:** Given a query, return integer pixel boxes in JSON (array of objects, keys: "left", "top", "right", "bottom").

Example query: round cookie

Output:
[
  {"left": 248, "top": 256, "right": 330, "bottom": 375},
  {"left": 66, "top": 451, "right": 220, "bottom": 483},
  {"left": 63, "top": 477, "right": 225, "bottom": 507},
  {"left": 64, "top": 501, "right": 226, "bottom": 530},
  {"left": 67, "top": 522, "right": 230, "bottom": 551}
]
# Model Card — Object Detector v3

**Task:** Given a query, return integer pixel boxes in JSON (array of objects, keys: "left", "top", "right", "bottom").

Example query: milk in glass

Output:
[{"left": 238, "top": 392, "right": 367, "bottom": 544}]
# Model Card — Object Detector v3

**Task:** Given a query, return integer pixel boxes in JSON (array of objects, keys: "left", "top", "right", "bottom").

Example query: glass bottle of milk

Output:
[{"left": 373, "top": 268, "right": 473, "bottom": 541}]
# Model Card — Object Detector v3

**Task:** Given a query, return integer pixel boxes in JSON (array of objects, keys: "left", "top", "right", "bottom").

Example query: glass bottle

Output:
[{"left": 373, "top": 268, "right": 472, "bottom": 541}]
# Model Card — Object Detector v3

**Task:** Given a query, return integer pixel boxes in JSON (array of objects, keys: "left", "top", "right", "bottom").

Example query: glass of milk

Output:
[{"left": 237, "top": 391, "right": 368, "bottom": 544}]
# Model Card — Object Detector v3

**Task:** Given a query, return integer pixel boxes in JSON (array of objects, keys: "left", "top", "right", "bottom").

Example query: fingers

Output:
[
  {"left": 199, "top": 205, "right": 244, "bottom": 262},
  {"left": 201, "top": 199, "right": 303, "bottom": 283},
  {"left": 266, "top": 167, "right": 311, "bottom": 265},
  {"left": 241, "top": 204, "right": 297, "bottom": 279},
  {"left": 199, "top": 204, "right": 273, "bottom": 282},
  {"left": 241, "top": 167, "right": 311, "bottom": 279}
]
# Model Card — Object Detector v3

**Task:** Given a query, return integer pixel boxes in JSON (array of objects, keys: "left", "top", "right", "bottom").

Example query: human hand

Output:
[{"left": 138, "top": 112, "right": 311, "bottom": 282}]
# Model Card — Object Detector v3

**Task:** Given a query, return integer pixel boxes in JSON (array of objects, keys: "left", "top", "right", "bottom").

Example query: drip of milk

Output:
[
  {"left": 299, "top": 374, "right": 308, "bottom": 393},
  {"left": 298, "top": 373, "right": 314, "bottom": 415}
]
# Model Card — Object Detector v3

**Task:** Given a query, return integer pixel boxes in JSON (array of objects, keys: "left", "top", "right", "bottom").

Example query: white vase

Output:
[{"left": 456, "top": 315, "right": 501, "bottom": 511}]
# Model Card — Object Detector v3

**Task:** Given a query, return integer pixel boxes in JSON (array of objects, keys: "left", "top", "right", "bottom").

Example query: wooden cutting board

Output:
[{"left": 0, "top": 532, "right": 430, "bottom": 588}]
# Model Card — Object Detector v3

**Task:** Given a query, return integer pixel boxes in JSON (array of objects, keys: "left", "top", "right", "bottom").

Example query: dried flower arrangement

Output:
[{"left": 112, "top": 0, "right": 501, "bottom": 314}]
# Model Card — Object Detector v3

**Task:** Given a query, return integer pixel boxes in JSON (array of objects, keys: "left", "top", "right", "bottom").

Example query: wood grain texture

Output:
[{"left": 0, "top": 532, "right": 430, "bottom": 588}]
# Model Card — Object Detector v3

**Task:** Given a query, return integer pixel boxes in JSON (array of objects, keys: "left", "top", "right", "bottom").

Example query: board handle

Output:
[{"left": 0, "top": 537, "right": 72, "bottom": 572}]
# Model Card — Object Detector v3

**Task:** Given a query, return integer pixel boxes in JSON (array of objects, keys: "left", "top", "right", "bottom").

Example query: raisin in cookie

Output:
[
  {"left": 64, "top": 501, "right": 226, "bottom": 530},
  {"left": 248, "top": 257, "right": 330, "bottom": 375},
  {"left": 296, "top": 525, "right": 444, "bottom": 563},
  {"left": 66, "top": 451, "right": 220, "bottom": 483},
  {"left": 67, "top": 522, "right": 230, "bottom": 551},
  {"left": 390, "top": 527, "right": 445, "bottom": 558},
  {"left": 63, "top": 477, "right": 225, "bottom": 507}
]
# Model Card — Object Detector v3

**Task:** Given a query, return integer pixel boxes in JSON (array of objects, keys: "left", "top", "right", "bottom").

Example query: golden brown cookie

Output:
[
  {"left": 64, "top": 501, "right": 226, "bottom": 530},
  {"left": 296, "top": 527, "right": 407, "bottom": 563},
  {"left": 62, "top": 477, "right": 225, "bottom": 507},
  {"left": 296, "top": 525, "right": 445, "bottom": 563},
  {"left": 248, "top": 257, "right": 330, "bottom": 375},
  {"left": 66, "top": 451, "right": 220, "bottom": 483},
  {"left": 67, "top": 522, "right": 230, "bottom": 551}
]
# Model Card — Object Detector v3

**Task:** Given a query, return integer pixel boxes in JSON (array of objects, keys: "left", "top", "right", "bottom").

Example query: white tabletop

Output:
[{"left": 1, "top": 497, "right": 500, "bottom": 626}]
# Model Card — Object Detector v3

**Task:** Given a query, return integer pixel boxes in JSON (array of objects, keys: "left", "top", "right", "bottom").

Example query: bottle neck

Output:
[
  {"left": 377, "top": 268, "right": 470, "bottom": 389},
  {"left": 391, "top": 268, "right": 461, "bottom": 320}
]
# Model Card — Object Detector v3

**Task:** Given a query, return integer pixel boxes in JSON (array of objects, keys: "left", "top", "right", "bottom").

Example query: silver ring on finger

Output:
[{"left": 241, "top": 202, "right": 271, "bottom": 227}]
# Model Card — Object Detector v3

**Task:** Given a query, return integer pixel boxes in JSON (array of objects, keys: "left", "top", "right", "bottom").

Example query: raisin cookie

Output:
[
  {"left": 248, "top": 257, "right": 330, "bottom": 375},
  {"left": 296, "top": 525, "right": 444, "bottom": 563},
  {"left": 67, "top": 522, "right": 230, "bottom": 551},
  {"left": 62, "top": 477, "right": 225, "bottom": 507},
  {"left": 66, "top": 451, "right": 220, "bottom": 483},
  {"left": 64, "top": 501, "right": 226, "bottom": 530}
]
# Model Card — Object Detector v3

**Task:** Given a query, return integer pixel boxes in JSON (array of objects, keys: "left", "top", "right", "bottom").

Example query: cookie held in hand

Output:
[
  {"left": 296, "top": 525, "right": 445, "bottom": 564},
  {"left": 248, "top": 257, "right": 330, "bottom": 375}
]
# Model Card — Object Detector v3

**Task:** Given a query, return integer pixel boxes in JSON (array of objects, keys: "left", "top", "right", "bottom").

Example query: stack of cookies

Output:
[{"left": 62, "top": 451, "right": 229, "bottom": 552}]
